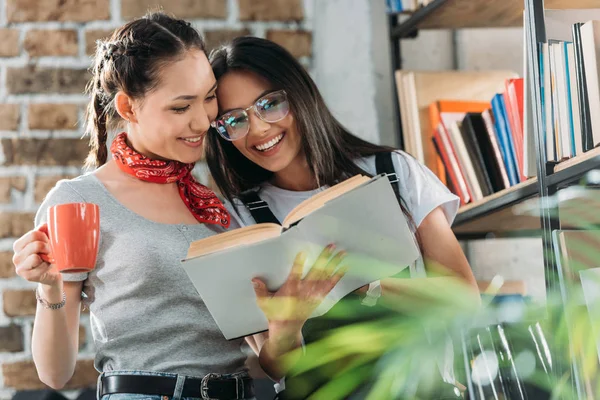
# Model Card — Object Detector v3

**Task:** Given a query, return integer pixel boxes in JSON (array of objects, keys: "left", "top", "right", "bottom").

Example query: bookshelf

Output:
[
  {"left": 389, "top": 0, "right": 600, "bottom": 237},
  {"left": 390, "top": 0, "right": 600, "bottom": 39},
  {"left": 453, "top": 178, "right": 540, "bottom": 235},
  {"left": 389, "top": 0, "right": 600, "bottom": 394},
  {"left": 549, "top": 147, "right": 600, "bottom": 189},
  {"left": 454, "top": 149, "right": 600, "bottom": 235},
  {"left": 553, "top": 146, "right": 600, "bottom": 173}
]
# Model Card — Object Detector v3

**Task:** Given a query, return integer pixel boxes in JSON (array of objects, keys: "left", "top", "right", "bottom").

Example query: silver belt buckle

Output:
[{"left": 201, "top": 373, "right": 221, "bottom": 400}]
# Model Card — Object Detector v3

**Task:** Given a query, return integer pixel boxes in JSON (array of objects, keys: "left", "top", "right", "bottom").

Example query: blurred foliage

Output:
[{"left": 276, "top": 185, "right": 600, "bottom": 399}]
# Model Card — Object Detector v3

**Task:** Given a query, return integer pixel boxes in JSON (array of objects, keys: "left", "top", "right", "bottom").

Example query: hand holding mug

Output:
[
  {"left": 13, "top": 203, "right": 100, "bottom": 284},
  {"left": 13, "top": 224, "right": 61, "bottom": 286}
]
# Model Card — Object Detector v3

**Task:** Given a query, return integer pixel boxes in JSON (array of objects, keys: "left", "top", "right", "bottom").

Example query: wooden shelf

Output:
[
  {"left": 452, "top": 178, "right": 540, "bottom": 236},
  {"left": 452, "top": 145, "right": 600, "bottom": 236},
  {"left": 459, "top": 178, "right": 537, "bottom": 213},
  {"left": 549, "top": 147, "right": 600, "bottom": 188},
  {"left": 511, "top": 185, "right": 600, "bottom": 230},
  {"left": 554, "top": 147, "right": 600, "bottom": 174},
  {"left": 390, "top": 0, "right": 600, "bottom": 38}
]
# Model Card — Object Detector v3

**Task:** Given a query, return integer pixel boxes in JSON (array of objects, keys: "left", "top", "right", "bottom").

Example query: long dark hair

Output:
[
  {"left": 206, "top": 37, "right": 418, "bottom": 232},
  {"left": 84, "top": 12, "right": 206, "bottom": 168}
]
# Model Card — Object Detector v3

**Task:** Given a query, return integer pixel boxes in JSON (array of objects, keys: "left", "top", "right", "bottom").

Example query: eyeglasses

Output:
[{"left": 211, "top": 90, "right": 289, "bottom": 141}]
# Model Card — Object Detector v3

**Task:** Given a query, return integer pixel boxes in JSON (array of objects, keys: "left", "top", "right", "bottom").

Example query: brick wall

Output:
[{"left": 0, "top": 0, "right": 313, "bottom": 398}]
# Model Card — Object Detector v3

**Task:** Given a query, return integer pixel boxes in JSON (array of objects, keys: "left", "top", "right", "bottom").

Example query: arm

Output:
[
  {"left": 32, "top": 281, "right": 83, "bottom": 389},
  {"left": 380, "top": 207, "right": 479, "bottom": 302},
  {"left": 417, "top": 206, "right": 478, "bottom": 291},
  {"left": 13, "top": 228, "right": 83, "bottom": 389},
  {"left": 257, "top": 326, "right": 303, "bottom": 381}
]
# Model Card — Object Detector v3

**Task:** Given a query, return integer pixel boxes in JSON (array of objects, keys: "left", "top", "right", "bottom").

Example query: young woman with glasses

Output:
[{"left": 204, "top": 37, "right": 479, "bottom": 398}]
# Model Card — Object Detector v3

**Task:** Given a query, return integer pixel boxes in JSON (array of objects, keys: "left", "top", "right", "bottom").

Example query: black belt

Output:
[{"left": 100, "top": 373, "right": 254, "bottom": 399}]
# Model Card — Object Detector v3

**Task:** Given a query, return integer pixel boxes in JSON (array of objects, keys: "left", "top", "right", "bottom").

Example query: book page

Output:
[
  {"left": 186, "top": 223, "right": 282, "bottom": 259},
  {"left": 181, "top": 227, "right": 309, "bottom": 340},
  {"left": 180, "top": 175, "right": 419, "bottom": 340},
  {"left": 282, "top": 174, "right": 370, "bottom": 228},
  {"left": 295, "top": 176, "right": 420, "bottom": 317}
]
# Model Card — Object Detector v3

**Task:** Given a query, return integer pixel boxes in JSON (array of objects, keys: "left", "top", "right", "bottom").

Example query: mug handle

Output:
[{"left": 37, "top": 223, "right": 56, "bottom": 265}]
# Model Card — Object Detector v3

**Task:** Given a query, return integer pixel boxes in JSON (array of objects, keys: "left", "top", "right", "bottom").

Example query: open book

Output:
[{"left": 181, "top": 174, "right": 420, "bottom": 340}]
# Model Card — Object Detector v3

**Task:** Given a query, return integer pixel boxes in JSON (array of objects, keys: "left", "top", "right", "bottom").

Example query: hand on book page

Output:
[{"left": 251, "top": 244, "right": 347, "bottom": 331}]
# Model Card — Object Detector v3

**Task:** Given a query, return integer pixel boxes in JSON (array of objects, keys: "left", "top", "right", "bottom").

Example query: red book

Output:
[
  {"left": 433, "top": 122, "right": 470, "bottom": 205},
  {"left": 504, "top": 78, "right": 525, "bottom": 182}
]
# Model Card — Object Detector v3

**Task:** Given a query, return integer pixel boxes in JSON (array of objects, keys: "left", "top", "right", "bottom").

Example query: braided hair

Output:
[{"left": 84, "top": 12, "right": 206, "bottom": 168}]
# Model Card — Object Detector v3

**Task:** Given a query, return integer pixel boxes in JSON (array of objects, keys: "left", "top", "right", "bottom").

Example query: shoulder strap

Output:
[
  {"left": 375, "top": 152, "right": 401, "bottom": 201},
  {"left": 238, "top": 191, "right": 281, "bottom": 225}
]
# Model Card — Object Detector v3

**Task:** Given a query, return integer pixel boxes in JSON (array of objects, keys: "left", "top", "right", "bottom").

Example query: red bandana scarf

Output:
[{"left": 110, "top": 132, "right": 230, "bottom": 228}]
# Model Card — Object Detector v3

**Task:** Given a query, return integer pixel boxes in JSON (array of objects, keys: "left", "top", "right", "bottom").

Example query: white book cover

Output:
[
  {"left": 436, "top": 123, "right": 471, "bottom": 204},
  {"left": 551, "top": 41, "right": 573, "bottom": 159},
  {"left": 566, "top": 43, "right": 583, "bottom": 156},
  {"left": 445, "top": 117, "right": 484, "bottom": 201},
  {"left": 396, "top": 71, "right": 416, "bottom": 161},
  {"left": 543, "top": 43, "right": 557, "bottom": 162},
  {"left": 523, "top": 17, "right": 536, "bottom": 178},
  {"left": 181, "top": 176, "right": 420, "bottom": 340},
  {"left": 581, "top": 21, "right": 600, "bottom": 147},
  {"left": 405, "top": 73, "right": 425, "bottom": 162}
]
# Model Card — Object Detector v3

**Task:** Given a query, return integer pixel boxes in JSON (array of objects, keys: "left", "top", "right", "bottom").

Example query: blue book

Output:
[{"left": 491, "top": 94, "right": 519, "bottom": 186}]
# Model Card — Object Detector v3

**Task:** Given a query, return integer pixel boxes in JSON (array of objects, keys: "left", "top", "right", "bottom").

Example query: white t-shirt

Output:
[{"left": 228, "top": 150, "right": 460, "bottom": 277}]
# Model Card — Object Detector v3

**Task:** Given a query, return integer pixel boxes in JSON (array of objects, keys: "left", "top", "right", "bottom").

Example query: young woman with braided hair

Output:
[{"left": 11, "top": 12, "right": 345, "bottom": 400}]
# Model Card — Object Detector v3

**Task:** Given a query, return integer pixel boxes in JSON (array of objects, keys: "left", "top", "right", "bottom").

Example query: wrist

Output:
[
  {"left": 268, "top": 321, "right": 303, "bottom": 339},
  {"left": 267, "top": 323, "right": 302, "bottom": 354},
  {"left": 38, "top": 282, "right": 64, "bottom": 303}
]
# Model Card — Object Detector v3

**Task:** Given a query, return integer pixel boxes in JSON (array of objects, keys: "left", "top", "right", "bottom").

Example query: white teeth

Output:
[
  {"left": 182, "top": 137, "right": 202, "bottom": 143},
  {"left": 255, "top": 134, "right": 283, "bottom": 151}
]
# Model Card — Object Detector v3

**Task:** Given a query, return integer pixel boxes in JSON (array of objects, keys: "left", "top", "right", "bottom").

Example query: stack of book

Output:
[
  {"left": 541, "top": 19, "right": 600, "bottom": 162},
  {"left": 396, "top": 70, "right": 530, "bottom": 205},
  {"left": 395, "top": 15, "right": 600, "bottom": 205}
]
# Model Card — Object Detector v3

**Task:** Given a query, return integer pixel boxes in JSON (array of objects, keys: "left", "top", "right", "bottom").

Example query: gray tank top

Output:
[{"left": 35, "top": 173, "right": 247, "bottom": 377}]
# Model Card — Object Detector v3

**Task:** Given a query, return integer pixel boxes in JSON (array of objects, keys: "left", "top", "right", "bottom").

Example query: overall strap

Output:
[
  {"left": 238, "top": 191, "right": 281, "bottom": 225},
  {"left": 375, "top": 152, "right": 401, "bottom": 200}
]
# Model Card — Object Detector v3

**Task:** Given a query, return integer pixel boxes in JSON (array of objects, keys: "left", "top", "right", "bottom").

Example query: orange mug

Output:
[{"left": 40, "top": 203, "right": 100, "bottom": 273}]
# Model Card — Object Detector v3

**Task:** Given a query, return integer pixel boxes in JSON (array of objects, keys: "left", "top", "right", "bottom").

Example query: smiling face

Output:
[
  {"left": 127, "top": 49, "right": 219, "bottom": 164},
  {"left": 215, "top": 70, "right": 304, "bottom": 173}
]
